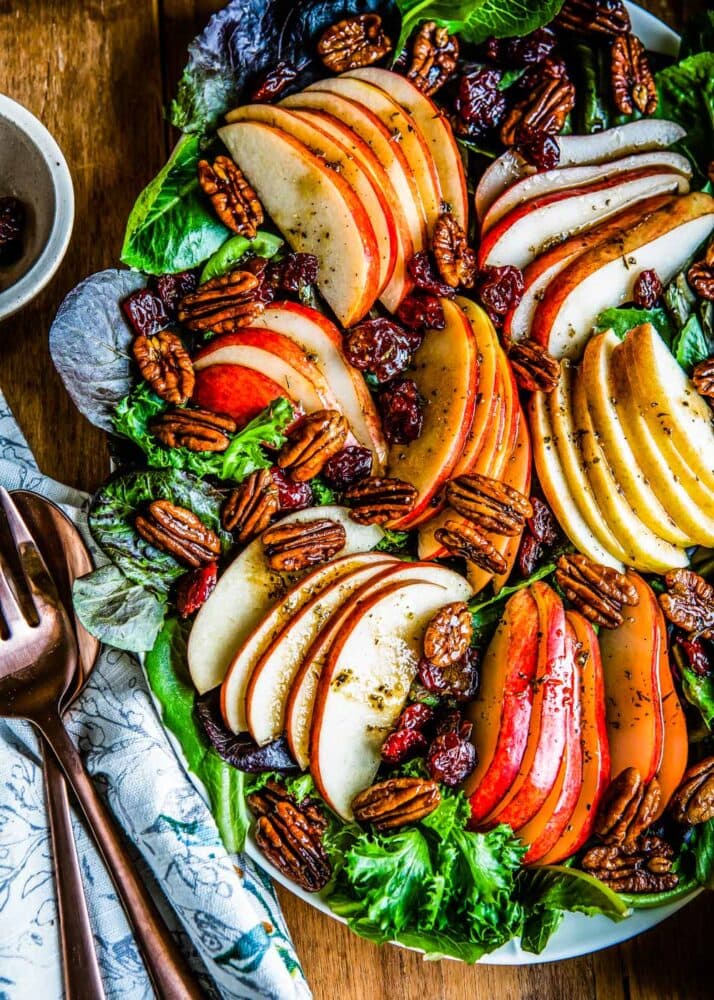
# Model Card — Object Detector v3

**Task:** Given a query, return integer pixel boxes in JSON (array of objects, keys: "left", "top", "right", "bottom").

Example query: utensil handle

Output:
[
  {"left": 43, "top": 744, "right": 107, "bottom": 1000},
  {"left": 37, "top": 713, "right": 203, "bottom": 1000}
]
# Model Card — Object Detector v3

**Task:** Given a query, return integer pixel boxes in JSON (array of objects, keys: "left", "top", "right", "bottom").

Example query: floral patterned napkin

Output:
[{"left": 0, "top": 391, "right": 311, "bottom": 1000}]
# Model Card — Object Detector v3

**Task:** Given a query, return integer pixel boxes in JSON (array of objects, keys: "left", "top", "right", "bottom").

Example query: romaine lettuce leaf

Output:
[
  {"left": 656, "top": 51, "right": 714, "bottom": 182},
  {"left": 199, "top": 231, "right": 283, "bottom": 283}
]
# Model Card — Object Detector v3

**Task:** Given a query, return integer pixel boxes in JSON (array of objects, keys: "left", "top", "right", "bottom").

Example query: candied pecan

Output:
[
  {"left": 500, "top": 74, "right": 575, "bottom": 146},
  {"left": 262, "top": 518, "right": 346, "bottom": 572},
  {"left": 198, "top": 156, "right": 264, "bottom": 238},
  {"left": 670, "top": 757, "right": 714, "bottom": 826},
  {"left": 406, "top": 21, "right": 459, "bottom": 97},
  {"left": 317, "top": 14, "right": 391, "bottom": 73},
  {"left": 453, "top": 67, "right": 506, "bottom": 136},
  {"left": 122, "top": 288, "right": 169, "bottom": 338},
  {"left": 446, "top": 474, "right": 533, "bottom": 536},
  {"left": 555, "top": 0, "right": 631, "bottom": 36},
  {"left": 249, "top": 60, "right": 299, "bottom": 103},
  {"left": 432, "top": 213, "right": 476, "bottom": 289},
  {"left": 632, "top": 268, "right": 662, "bottom": 309},
  {"left": 178, "top": 269, "right": 264, "bottom": 333},
  {"left": 423, "top": 602, "right": 473, "bottom": 668},
  {"left": 594, "top": 768, "right": 661, "bottom": 848},
  {"left": 580, "top": 840, "right": 678, "bottom": 894},
  {"left": 322, "top": 446, "right": 372, "bottom": 491},
  {"left": 434, "top": 519, "right": 508, "bottom": 575},
  {"left": 133, "top": 330, "right": 195, "bottom": 405},
  {"left": 611, "top": 34, "right": 657, "bottom": 116},
  {"left": 353, "top": 778, "right": 441, "bottom": 830},
  {"left": 248, "top": 778, "right": 328, "bottom": 832},
  {"left": 135, "top": 500, "right": 220, "bottom": 567},
  {"left": 344, "top": 476, "right": 418, "bottom": 525},
  {"left": 555, "top": 553, "right": 639, "bottom": 629},
  {"left": 150, "top": 407, "right": 236, "bottom": 452},
  {"left": 693, "top": 358, "right": 714, "bottom": 400},
  {"left": 508, "top": 339, "right": 561, "bottom": 392},
  {"left": 659, "top": 569, "right": 714, "bottom": 640},
  {"left": 688, "top": 254, "right": 714, "bottom": 302},
  {"left": 277, "top": 409, "right": 349, "bottom": 482},
  {"left": 252, "top": 794, "right": 330, "bottom": 892},
  {"left": 379, "top": 378, "right": 424, "bottom": 445},
  {"left": 222, "top": 469, "right": 280, "bottom": 543},
  {"left": 176, "top": 562, "right": 218, "bottom": 618}
]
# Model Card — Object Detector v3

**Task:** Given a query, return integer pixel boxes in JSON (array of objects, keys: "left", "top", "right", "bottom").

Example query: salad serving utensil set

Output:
[{"left": 0, "top": 488, "right": 202, "bottom": 1000}]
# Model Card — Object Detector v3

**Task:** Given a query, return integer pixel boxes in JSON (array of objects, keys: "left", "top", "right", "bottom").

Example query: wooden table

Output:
[{"left": 0, "top": 3, "right": 711, "bottom": 998}]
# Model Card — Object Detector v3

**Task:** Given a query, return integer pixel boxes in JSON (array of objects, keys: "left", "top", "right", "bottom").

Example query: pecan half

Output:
[
  {"left": 423, "top": 602, "right": 473, "bottom": 668},
  {"left": 500, "top": 75, "right": 575, "bottom": 146},
  {"left": 508, "top": 339, "right": 561, "bottom": 393},
  {"left": 693, "top": 358, "right": 714, "bottom": 400},
  {"left": 555, "top": 0, "right": 631, "bottom": 36},
  {"left": 133, "top": 330, "right": 195, "bottom": 406},
  {"left": 150, "top": 407, "right": 236, "bottom": 452},
  {"left": 434, "top": 519, "right": 508, "bottom": 575},
  {"left": 594, "top": 768, "right": 661, "bottom": 848},
  {"left": 262, "top": 518, "right": 346, "bottom": 572},
  {"left": 446, "top": 474, "right": 533, "bottom": 536},
  {"left": 581, "top": 838, "right": 677, "bottom": 893},
  {"left": 198, "top": 156, "right": 264, "bottom": 238},
  {"left": 248, "top": 778, "right": 328, "bottom": 832},
  {"left": 135, "top": 500, "right": 221, "bottom": 567},
  {"left": 317, "top": 14, "right": 392, "bottom": 73},
  {"left": 177, "top": 270, "right": 265, "bottom": 333},
  {"left": 688, "top": 245, "right": 714, "bottom": 301},
  {"left": 659, "top": 569, "right": 714, "bottom": 640},
  {"left": 344, "top": 476, "right": 418, "bottom": 525},
  {"left": 278, "top": 409, "right": 349, "bottom": 482},
  {"left": 222, "top": 469, "right": 280, "bottom": 543},
  {"left": 555, "top": 553, "right": 639, "bottom": 629},
  {"left": 670, "top": 757, "right": 714, "bottom": 826},
  {"left": 432, "top": 213, "right": 476, "bottom": 289},
  {"left": 406, "top": 21, "right": 459, "bottom": 97},
  {"left": 352, "top": 777, "right": 441, "bottom": 830},
  {"left": 611, "top": 34, "right": 657, "bottom": 116}
]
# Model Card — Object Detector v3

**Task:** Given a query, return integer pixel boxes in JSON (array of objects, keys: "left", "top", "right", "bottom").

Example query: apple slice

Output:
[
  {"left": 193, "top": 364, "right": 294, "bottom": 426},
  {"left": 385, "top": 298, "right": 478, "bottom": 527},
  {"left": 597, "top": 572, "right": 664, "bottom": 783},
  {"left": 530, "top": 191, "right": 714, "bottom": 359},
  {"left": 653, "top": 637, "right": 688, "bottom": 820},
  {"left": 226, "top": 103, "right": 397, "bottom": 297},
  {"left": 244, "top": 555, "right": 395, "bottom": 745},
  {"left": 250, "top": 301, "right": 387, "bottom": 472},
  {"left": 529, "top": 389, "right": 623, "bottom": 569},
  {"left": 582, "top": 331, "right": 692, "bottom": 546},
  {"left": 475, "top": 119, "right": 687, "bottom": 221},
  {"left": 188, "top": 506, "right": 383, "bottom": 695},
  {"left": 464, "top": 587, "right": 540, "bottom": 823},
  {"left": 310, "top": 565, "right": 472, "bottom": 819},
  {"left": 343, "top": 67, "right": 468, "bottom": 228},
  {"left": 307, "top": 76, "right": 442, "bottom": 234},
  {"left": 478, "top": 169, "right": 687, "bottom": 270},
  {"left": 539, "top": 611, "right": 610, "bottom": 864},
  {"left": 218, "top": 121, "right": 380, "bottom": 327},
  {"left": 482, "top": 150, "right": 691, "bottom": 233}
]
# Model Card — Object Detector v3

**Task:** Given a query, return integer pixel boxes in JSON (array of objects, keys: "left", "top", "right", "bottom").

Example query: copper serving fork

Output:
[{"left": 0, "top": 488, "right": 203, "bottom": 1000}]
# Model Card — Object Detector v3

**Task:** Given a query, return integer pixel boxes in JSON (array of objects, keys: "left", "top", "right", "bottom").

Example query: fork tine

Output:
[
  {"left": 0, "top": 487, "right": 60, "bottom": 611},
  {"left": 0, "top": 548, "right": 29, "bottom": 634}
]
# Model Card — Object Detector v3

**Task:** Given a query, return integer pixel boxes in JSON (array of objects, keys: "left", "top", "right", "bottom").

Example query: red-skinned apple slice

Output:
[
  {"left": 475, "top": 119, "right": 686, "bottom": 221},
  {"left": 478, "top": 169, "right": 687, "bottom": 270},
  {"left": 218, "top": 121, "right": 380, "bottom": 326},
  {"left": 249, "top": 301, "right": 387, "bottom": 471},
  {"left": 188, "top": 506, "right": 383, "bottom": 695},
  {"left": 193, "top": 364, "right": 295, "bottom": 426},
  {"left": 343, "top": 67, "right": 468, "bottom": 228},
  {"left": 464, "top": 587, "right": 540, "bottom": 824},
  {"left": 653, "top": 637, "right": 687, "bottom": 820},
  {"left": 530, "top": 192, "right": 714, "bottom": 359},
  {"left": 597, "top": 572, "right": 664, "bottom": 784},
  {"left": 226, "top": 103, "right": 396, "bottom": 296}
]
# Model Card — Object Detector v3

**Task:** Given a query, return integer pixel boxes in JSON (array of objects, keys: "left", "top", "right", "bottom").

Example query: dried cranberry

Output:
[
  {"left": 427, "top": 730, "right": 477, "bottom": 786},
  {"left": 397, "top": 292, "right": 445, "bottom": 332},
  {"left": 149, "top": 271, "right": 198, "bottom": 319},
  {"left": 418, "top": 650, "right": 479, "bottom": 703},
  {"left": 176, "top": 562, "right": 218, "bottom": 618},
  {"left": 454, "top": 67, "right": 506, "bottom": 136},
  {"left": 476, "top": 265, "right": 525, "bottom": 324},
  {"left": 516, "top": 127, "right": 560, "bottom": 171},
  {"left": 0, "top": 196, "right": 24, "bottom": 264},
  {"left": 396, "top": 702, "right": 434, "bottom": 732},
  {"left": 435, "top": 708, "right": 462, "bottom": 735},
  {"left": 528, "top": 496, "right": 558, "bottom": 545},
  {"left": 249, "top": 60, "right": 299, "bottom": 103},
  {"left": 486, "top": 27, "right": 557, "bottom": 67},
  {"left": 322, "top": 446, "right": 372, "bottom": 490},
  {"left": 271, "top": 467, "right": 313, "bottom": 511},
  {"left": 407, "top": 252, "right": 455, "bottom": 298},
  {"left": 121, "top": 287, "right": 169, "bottom": 337},
  {"left": 676, "top": 634, "right": 713, "bottom": 677},
  {"left": 343, "top": 318, "right": 413, "bottom": 383},
  {"left": 266, "top": 253, "right": 319, "bottom": 295},
  {"left": 381, "top": 727, "right": 427, "bottom": 765},
  {"left": 633, "top": 268, "right": 663, "bottom": 309},
  {"left": 379, "top": 378, "right": 424, "bottom": 444},
  {"left": 418, "top": 657, "right": 450, "bottom": 695},
  {"left": 518, "top": 533, "right": 542, "bottom": 577},
  {"left": 243, "top": 256, "right": 276, "bottom": 304},
  {"left": 518, "top": 57, "right": 568, "bottom": 95}
]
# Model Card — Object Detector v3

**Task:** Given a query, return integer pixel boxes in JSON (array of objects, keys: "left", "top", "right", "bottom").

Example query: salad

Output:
[{"left": 48, "top": 0, "right": 714, "bottom": 964}]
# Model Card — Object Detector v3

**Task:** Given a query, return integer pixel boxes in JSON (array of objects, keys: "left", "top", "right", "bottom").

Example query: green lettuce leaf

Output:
[
  {"left": 200, "top": 231, "right": 284, "bottom": 284},
  {"left": 121, "top": 135, "right": 229, "bottom": 274},
  {"left": 656, "top": 52, "right": 714, "bottom": 181},
  {"left": 469, "top": 561, "right": 556, "bottom": 644},
  {"left": 520, "top": 906, "right": 564, "bottom": 955},
  {"left": 692, "top": 819, "right": 714, "bottom": 888},
  {"left": 681, "top": 663, "right": 714, "bottom": 730},
  {"left": 374, "top": 528, "right": 411, "bottom": 555},
  {"left": 73, "top": 564, "right": 167, "bottom": 653},
  {"left": 595, "top": 306, "right": 676, "bottom": 347},
  {"left": 675, "top": 311, "right": 714, "bottom": 374}
]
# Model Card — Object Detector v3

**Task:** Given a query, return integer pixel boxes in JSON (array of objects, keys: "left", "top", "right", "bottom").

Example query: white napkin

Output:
[{"left": 0, "top": 391, "right": 311, "bottom": 1000}]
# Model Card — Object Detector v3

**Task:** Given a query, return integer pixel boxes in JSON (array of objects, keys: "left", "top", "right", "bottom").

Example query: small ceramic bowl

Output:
[{"left": 0, "top": 94, "right": 74, "bottom": 322}]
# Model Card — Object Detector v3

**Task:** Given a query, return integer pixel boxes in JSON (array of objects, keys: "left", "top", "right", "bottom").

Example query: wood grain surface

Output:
[{"left": 0, "top": 2, "right": 711, "bottom": 997}]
